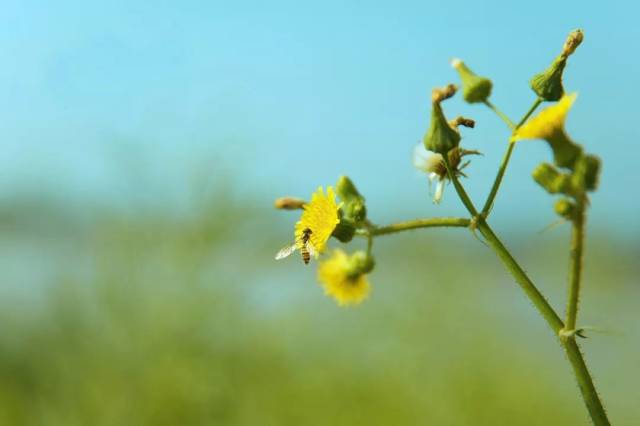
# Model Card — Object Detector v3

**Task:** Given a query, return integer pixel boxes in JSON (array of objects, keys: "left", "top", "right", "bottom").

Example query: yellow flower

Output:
[
  {"left": 514, "top": 93, "right": 577, "bottom": 141},
  {"left": 295, "top": 186, "right": 340, "bottom": 255},
  {"left": 317, "top": 250, "right": 371, "bottom": 306}
]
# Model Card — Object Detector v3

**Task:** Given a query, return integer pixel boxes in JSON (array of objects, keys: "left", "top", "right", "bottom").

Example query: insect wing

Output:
[
  {"left": 305, "top": 241, "right": 317, "bottom": 259},
  {"left": 275, "top": 242, "right": 297, "bottom": 260}
]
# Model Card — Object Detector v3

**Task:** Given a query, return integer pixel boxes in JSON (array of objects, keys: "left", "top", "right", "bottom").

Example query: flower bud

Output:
[
  {"left": 572, "top": 154, "right": 601, "bottom": 193},
  {"left": 424, "top": 85, "right": 461, "bottom": 155},
  {"left": 274, "top": 196, "right": 306, "bottom": 210},
  {"left": 451, "top": 59, "right": 493, "bottom": 103},
  {"left": 331, "top": 221, "right": 356, "bottom": 243},
  {"left": 532, "top": 163, "right": 576, "bottom": 196},
  {"left": 554, "top": 198, "right": 576, "bottom": 221},
  {"left": 547, "top": 132, "right": 583, "bottom": 170},
  {"left": 336, "top": 175, "right": 367, "bottom": 223},
  {"left": 562, "top": 29, "right": 584, "bottom": 57},
  {"left": 530, "top": 29, "right": 584, "bottom": 102},
  {"left": 347, "top": 251, "right": 375, "bottom": 276},
  {"left": 530, "top": 56, "right": 567, "bottom": 102}
]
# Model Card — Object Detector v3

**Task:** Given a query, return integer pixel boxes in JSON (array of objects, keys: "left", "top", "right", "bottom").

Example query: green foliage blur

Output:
[{"left": 0, "top": 185, "right": 638, "bottom": 425}]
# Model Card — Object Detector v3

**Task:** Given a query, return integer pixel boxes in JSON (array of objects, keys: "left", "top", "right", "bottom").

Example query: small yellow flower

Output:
[
  {"left": 295, "top": 186, "right": 340, "bottom": 255},
  {"left": 514, "top": 93, "right": 577, "bottom": 141},
  {"left": 317, "top": 249, "right": 371, "bottom": 306}
]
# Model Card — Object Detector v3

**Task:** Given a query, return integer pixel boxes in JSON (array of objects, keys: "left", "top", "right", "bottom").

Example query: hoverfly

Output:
[{"left": 275, "top": 227, "right": 316, "bottom": 264}]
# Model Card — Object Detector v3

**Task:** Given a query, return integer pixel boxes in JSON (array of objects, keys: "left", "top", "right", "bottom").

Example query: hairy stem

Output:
[
  {"left": 565, "top": 196, "right": 586, "bottom": 331},
  {"left": 563, "top": 338, "right": 610, "bottom": 426},
  {"left": 481, "top": 98, "right": 543, "bottom": 216},
  {"left": 445, "top": 166, "right": 610, "bottom": 426},
  {"left": 367, "top": 217, "right": 470, "bottom": 236},
  {"left": 476, "top": 220, "right": 564, "bottom": 330}
]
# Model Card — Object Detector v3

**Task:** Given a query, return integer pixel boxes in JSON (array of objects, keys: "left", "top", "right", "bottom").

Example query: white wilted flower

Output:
[{"left": 413, "top": 144, "right": 482, "bottom": 204}]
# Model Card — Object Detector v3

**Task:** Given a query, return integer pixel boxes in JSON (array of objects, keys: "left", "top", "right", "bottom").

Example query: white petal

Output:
[
  {"left": 425, "top": 153, "right": 444, "bottom": 173},
  {"left": 433, "top": 181, "right": 445, "bottom": 204},
  {"left": 413, "top": 144, "right": 429, "bottom": 171}
]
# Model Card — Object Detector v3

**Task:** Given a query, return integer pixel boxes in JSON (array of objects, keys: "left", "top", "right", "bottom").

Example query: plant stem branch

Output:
[
  {"left": 515, "top": 97, "right": 544, "bottom": 128},
  {"left": 565, "top": 197, "right": 586, "bottom": 331},
  {"left": 367, "top": 217, "right": 470, "bottom": 236},
  {"left": 481, "top": 98, "right": 543, "bottom": 216},
  {"left": 563, "top": 338, "right": 610, "bottom": 426},
  {"left": 476, "top": 220, "right": 564, "bottom": 331},
  {"left": 481, "top": 141, "right": 516, "bottom": 216},
  {"left": 483, "top": 100, "right": 515, "bottom": 129},
  {"left": 444, "top": 165, "right": 610, "bottom": 426}
]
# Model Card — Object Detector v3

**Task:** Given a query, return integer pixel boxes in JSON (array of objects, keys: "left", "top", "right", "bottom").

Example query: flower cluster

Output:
[
  {"left": 514, "top": 93, "right": 600, "bottom": 218},
  {"left": 275, "top": 182, "right": 373, "bottom": 306},
  {"left": 275, "top": 28, "right": 599, "bottom": 306},
  {"left": 272, "top": 29, "right": 610, "bottom": 426}
]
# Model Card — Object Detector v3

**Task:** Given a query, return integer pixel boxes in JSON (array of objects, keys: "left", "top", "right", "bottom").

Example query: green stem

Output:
[
  {"left": 565, "top": 197, "right": 586, "bottom": 331},
  {"left": 442, "top": 156, "right": 479, "bottom": 216},
  {"left": 563, "top": 338, "right": 610, "bottom": 426},
  {"left": 481, "top": 98, "right": 543, "bottom": 216},
  {"left": 367, "top": 217, "right": 470, "bottom": 236},
  {"left": 515, "top": 97, "right": 544, "bottom": 128},
  {"left": 481, "top": 141, "right": 517, "bottom": 216},
  {"left": 445, "top": 168, "right": 610, "bottom": 426},
  {"left": 476, "top": 220, "right": 563, "bottom": 332},
  {"left": 483, "top": 100, "right": 515, "bottom": 129}
]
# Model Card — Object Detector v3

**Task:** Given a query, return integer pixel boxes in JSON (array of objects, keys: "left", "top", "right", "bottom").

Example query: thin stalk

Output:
[
  {"left": 365, "top": 222, "right": 374, "bottom": 255},
  {"left": 483, "top": 100, "right": 515, "bottom": 129},
  {"left": 481, "top": 98, "right": 543, "bottom": 216},
  {"left": 445, "top": 168, "right": 610, "bottom": 426},
  {"left": 515, "top": 97, "right": 544, "bottom": 128},
  {"left": 481, "top": 141, "right": 516, "bottom": 216},
  {"left": 565, "top": 197, "right": 586, "bottom": 331},
  {"left": 367, "top": 217, "right": 470, "bottom": 236}
]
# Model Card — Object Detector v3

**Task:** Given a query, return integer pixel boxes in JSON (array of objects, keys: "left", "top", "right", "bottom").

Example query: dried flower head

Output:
[{"left": 414, "top": 145, "right": 481, "bottom": 203}]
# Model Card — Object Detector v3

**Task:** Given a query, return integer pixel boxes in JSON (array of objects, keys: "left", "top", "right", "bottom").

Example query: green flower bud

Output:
[
  {"left": 332, "top": 221, "right": 356, "bottom": 243},
  {"left": 547, "top": 131, "right": 583, "bottom": 170},
  {"left": 530, "top": 56, "right": 567, "bottom": 102},
  {"left": 336, "top": 175, "right": 367, "bottom": 223},
  {"left": 572, "top": 154, "right": 601, "bottom": 193},
  {"left": 582, "top": 154, "right": 601, "bottom": 192},
  {"left": 532, "top": 163, "right": 576, "bottom": 196},
  {"left": 347, "top": 251, "right": 375, "bottom": 277},
  {"left": 562, "top": 29, "right": 584, "bottom": 57},
  {"left": 451, "top": 59, "right": 493, "bottom": 103},
  {"left": 424, "top": 85, "right": 461, "bottom": 155},
  {"left": 555, "top": 198, "right": 576, "bottom": 221},
  {"left": 530, "top": 29, "right": 584, "bottom": 102}
]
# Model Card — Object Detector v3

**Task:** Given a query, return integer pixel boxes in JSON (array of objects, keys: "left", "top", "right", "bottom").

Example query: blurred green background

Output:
[
  {"left": 0, "top": 186, "right": 638, "bottom": 425},
  {"left": 2, "top": 1, "right": 640, "bottom": 425}
]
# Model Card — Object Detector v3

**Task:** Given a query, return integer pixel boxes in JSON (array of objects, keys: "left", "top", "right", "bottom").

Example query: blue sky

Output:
[{"left": 1, "top": 1, "right": 638, "bottom": 235}]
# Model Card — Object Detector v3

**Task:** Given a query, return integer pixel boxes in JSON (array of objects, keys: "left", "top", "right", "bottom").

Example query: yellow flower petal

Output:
[
  {"left": 514, "top": 93, "right": 577, "bottom": 141},
  {"left": 295, "top": 186, "right": 340, "bottom": 254},
  {"left": 317, "top": 250, "right": 371, "bottom": 306}
]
